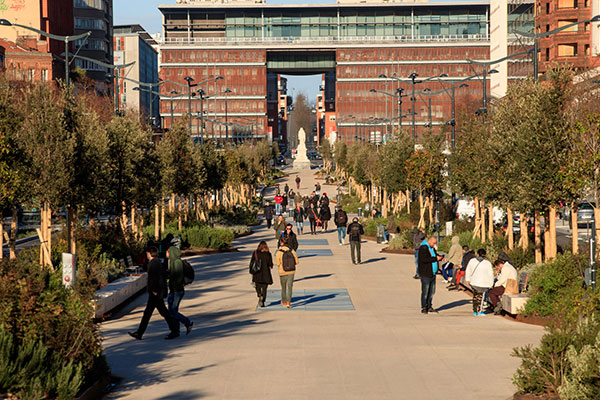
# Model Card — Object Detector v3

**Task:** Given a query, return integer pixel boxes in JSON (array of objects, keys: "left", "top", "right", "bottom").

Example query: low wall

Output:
[{"left": 94, "top": 274, "right": 147, "bottom": 318}]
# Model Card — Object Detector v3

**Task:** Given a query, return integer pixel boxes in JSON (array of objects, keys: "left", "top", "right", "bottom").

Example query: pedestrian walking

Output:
[
  {"left": 303, "top": 196, "right": 311, "bottom": 210},
  {"left": 129, "top": 246, "right": 179, "bottom": 340},
  {"left": 412, "top": 228, "right": 426, "bottom": 279},
  {"left": 334, "top": 206, "right": 348, "bottom": 245},
  {"left": 347, "top": 217, "right": 364, "bottom": 264},
  {"left": 274, "top": 194, "right": 283, "bottom": 215},
  {"left": 284, "top": 183, "right": 289, "bottom": 195},
  {"left": 282, "top": 223, "right": 299, "bottom": 251},
  {"left": 166, "top": 246, "right": 193, "bottom": 335},
  {"left": 418, "top": 236, "right": 444, "bottom": 314},
  {"left": 319, "top": 193, "right": 330, "bottom": 207},
  {"left": 264, "top": 201, "right": 274, "bottom": 229},
  {"left": 319, "top": 202, "right": 331, "bottom": 232},
  {"left": 465, "top": 249, "right": 494, "bottom": 316},
  {"left": 307, "top": 203, "right": 319, "bottom": 235},
  {"left": 275, "top": 236, "right": 299, "bottom": 308},
  {"left": 274, "top": 214, "right": 286, "bottom": 243},
  {"left": 309, "top": 191, "right": 319, "bottom": 207},
  {"left": 295, "top": 175, "right": 301, "bottom": 189},
  {"left": 294, "top": 192, "right": 303, "bottom": 206},
  {"left": 281, "top": 193, "right": 288, "bottom": 212},
  {"left": 249, "top": 241, "right": 273, "bottom": 308},
  {"left": 293, "top": 203, "right": 305, "bottom": 234},
  {"left": 288, "top": 189, "right": 296, "bottom": 208},
  {"left": 315, "top": 183, "right": 321, "bottom": 196}
]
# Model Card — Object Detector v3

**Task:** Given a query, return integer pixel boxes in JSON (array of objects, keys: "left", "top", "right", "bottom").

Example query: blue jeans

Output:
[
  {"left": 414, "top": 250, "right": 419, "bottom": 275},
  {"left": 441, "top": 262, "right": 454, "bottom": 281},
  {"left": 275, "top": 203, "right": 281, "bottom": 215},
  {"left": 337, "top": 227, "right": 346, "bottom": 244},
  {"left": 296, "top": 221, "right": 303, "bottom": 232},
  {"left": 420, "top": 276, "right": 436, "bottom": 310},
  {"left": 168, "top": 291, "right": 191, "bottom": 328}
]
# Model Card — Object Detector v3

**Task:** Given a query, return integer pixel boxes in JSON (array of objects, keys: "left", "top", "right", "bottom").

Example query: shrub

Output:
[
  {"left": 0, "top": 258, "right": 107, "bottom": 398},
  {"left": 144, "top": 222, "right": 235, "bottom": 250},
  {"left": 524, "top": 253, "right": 586, "bottom": 317},
  {"left": 387, "top": 229, "right": 414, "bottom": 250},
  {"left": 513, "top": 317, "right": 600, "bottom": 397},
  {"left": 363, "top": 217, "right": 389, "bottom": 237},
  {"left": 339, "top": 193, "right": 361, "bottom": 213}
]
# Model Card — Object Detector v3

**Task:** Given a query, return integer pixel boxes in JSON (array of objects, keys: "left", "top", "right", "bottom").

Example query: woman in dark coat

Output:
[
  {"left": 249, "top": 241, "right": 274, "bottom": 307},
  {"left": 319, "top": 204, "right": 331, "bottom": 232},
  {"left": 307, "top": 204, "right": 319, "bottom": 235}
]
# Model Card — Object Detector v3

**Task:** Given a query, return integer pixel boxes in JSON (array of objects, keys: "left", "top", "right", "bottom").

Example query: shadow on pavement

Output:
[
  {"left": 294, "top": 273, "right": 333, "bottom": 282},
  {"left": 155, "top": 390, "right": 207, "bottom": 399},
  {"left": 436, "top": 299, "right": 470, "bottom": 311},
  {"left": 361, "top": 257, "right": 386, "bottom": 264}
]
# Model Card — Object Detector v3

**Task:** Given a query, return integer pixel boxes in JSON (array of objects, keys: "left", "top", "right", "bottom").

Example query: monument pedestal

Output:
[{"left": 293, "top": 127, "right": 311, "bottom": 170}]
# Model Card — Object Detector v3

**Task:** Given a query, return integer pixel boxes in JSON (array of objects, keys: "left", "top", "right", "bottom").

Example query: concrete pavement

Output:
[{"left": 101, "top": 165, "right": 543, "bottom": 400}]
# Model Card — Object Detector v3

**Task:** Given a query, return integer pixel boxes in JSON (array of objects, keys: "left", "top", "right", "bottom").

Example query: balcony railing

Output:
[{"left": 161, "top": 33, "right": 489, "bottom": 46}]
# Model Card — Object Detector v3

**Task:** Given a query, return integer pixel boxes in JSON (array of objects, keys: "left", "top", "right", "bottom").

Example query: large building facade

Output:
[
  {"left": 74, "top": 0, "right": 113, "bottom": 84},
  {"left": 159, "top": 1, "right": 533, "bottom": 144},
  {"left": 114, "top": 25, "right": 159, "bottom": 122}
]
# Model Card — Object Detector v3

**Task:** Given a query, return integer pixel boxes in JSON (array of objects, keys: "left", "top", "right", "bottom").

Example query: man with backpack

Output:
[
  {"left": 128, "top": 246, "right": 180, "bottom": 340},
  {"left": 282, "top": 223, "right": 299, "bottom": 251},
  {"left": 334, "top": 206, "right": 348, "bottom": 245},
  {"left": 275, "top": 236, "right": 299, "bottom": 308},
  {"left": 346, "top": 217, "right": 364, "bottom": 265},
  {"left": 166, "top": 245, "right": 193, "bottom": 334}
]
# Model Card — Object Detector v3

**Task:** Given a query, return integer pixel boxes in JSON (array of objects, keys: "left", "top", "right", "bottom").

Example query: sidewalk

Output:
[{"left": 101, "top": 165, "right": 543, "bottom": 400}]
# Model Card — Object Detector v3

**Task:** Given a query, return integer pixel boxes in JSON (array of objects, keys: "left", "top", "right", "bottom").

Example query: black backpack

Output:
[
  {"left": 282, "top": 249, "right": 296, "bottom": 272},
  {"left": 350, "top": 223, "right": 361, "bottom": 238},
  {"left": 336, "top": 211, "right": 348, "bottom": 225},
  {"left": 182, "top": 260, "right": 195, "bottom": 285}
]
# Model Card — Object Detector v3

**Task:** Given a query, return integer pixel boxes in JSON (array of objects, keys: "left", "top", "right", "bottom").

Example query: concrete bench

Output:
[
  {"left": 94, "top": 273, "right": 147, "bottom": 318},
  {"left": 501, "top": 293, "right": 530, "bottom": 315}
]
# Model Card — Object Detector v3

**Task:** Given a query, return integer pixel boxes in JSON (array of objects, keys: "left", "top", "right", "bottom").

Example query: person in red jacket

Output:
[{"left": 274, "top": 194, "right": 283, "bottom": 215}]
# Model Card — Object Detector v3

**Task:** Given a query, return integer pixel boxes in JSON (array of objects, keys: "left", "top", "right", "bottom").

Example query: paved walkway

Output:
[{"left": 102, "top": 165, "right": 543, "bottom": 400}]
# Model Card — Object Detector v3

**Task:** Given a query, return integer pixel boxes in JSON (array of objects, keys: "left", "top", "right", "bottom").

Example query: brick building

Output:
[
  {"left": 0, "top": 37, "right": 53, "bottom": 82},
  {"left": 158, "top": 1, "right": 533, "bottom": 144},
  {"left": 536, "top": 0, "right": 600, "bottom": 74}
]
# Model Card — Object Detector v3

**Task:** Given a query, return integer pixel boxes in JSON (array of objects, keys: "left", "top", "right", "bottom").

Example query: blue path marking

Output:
[
  {"left": 296, "top": 248, "right": 333, "bottom": 257},
  {"left": 297, "top": 239, "right": 329, "bottom": 246},
  {"left": 257, "top": 289, "right": 355, "bottom": 311}
]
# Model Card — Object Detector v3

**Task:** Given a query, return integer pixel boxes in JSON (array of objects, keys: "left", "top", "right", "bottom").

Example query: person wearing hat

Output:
[{"left": 319, "top": 192, "right": 330, "bottom": 207}]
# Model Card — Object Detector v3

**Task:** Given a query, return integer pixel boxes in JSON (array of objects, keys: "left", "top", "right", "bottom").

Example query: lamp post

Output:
[
  {"left": 370, "top": 87, "right": 406, "bottom": 134},
  {"left": 184, "top": 76, "right": 195, "bottom": 136},
  {"left": 224, "top": 88, "right": 232, "bottom": 141},
  {"left": 481, "top": 68, "right": 498, "bottom": 121},
  {"left": 514, "top": 15, "right": 600, "bottom": 82},
  {"left": 197, "top": 88, "right": 208, "bottom": 143},
  {"left": 170, "top": 90, "right": 178, "bottom": 128},
  {"left": 0, "top": 19, "right": 91, "bottom": 86}
]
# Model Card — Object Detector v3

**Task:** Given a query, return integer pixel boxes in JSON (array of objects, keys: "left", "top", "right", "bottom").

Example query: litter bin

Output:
[
  {"left": 357, "top": 207, "right": 363, "bottom": 217},
  {"left": 376, "top": 224, "right": 385, "bottom": 244}
]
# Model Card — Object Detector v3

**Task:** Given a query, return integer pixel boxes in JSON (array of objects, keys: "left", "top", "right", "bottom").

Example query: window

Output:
[
  {"left": 557, "top": 43, "right": 577, "bottom": 56},
  {"left": 28, "top": 69, "right": 34, "bottom": 81},
  {"left": 546, "top": 2, "right": 550, "bottom": 13},
  {"left": 41, "top": 69, "right": 48, "bottom": 82},
  {"left": 557, "top": 0, "right": 576, "bottom": 8},
  {"left": 74, "top": 0, "right": 106, "bottom": 11},
  {"left": 75, "top": 18, "right": 106, "bottom": 31},
  {"left": 545, "top": 47, "right": 550, "bottom": 61},
  {"left": 557, "top": 19, "right": 578, "bottom": 32}
]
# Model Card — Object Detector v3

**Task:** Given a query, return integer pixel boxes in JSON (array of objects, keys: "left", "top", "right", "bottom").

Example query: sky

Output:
[{"left": 113, "top": 0, "right": 466, "bottom": 102}]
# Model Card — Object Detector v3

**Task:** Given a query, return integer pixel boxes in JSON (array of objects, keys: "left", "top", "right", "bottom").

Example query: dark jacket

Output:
[
  {"left": 320, "top": 195, "right": 330, "bottom": 207},
  {"left": 168, "top": 246, "right": 184, "bottom": 293},
  {"left": 273, "top": 219, "right": 286, "bottom": 240},
  {"left": 281, "top": 195, "right": 288, "bottom": 208},
  {"left": 334, "top": 210, "right": 348, "bottom": 227},
  {"left": 461, "top": 250, "right": 476, "bottom": 271},
  {"left": 147, "top": 257, "right": 167, "bottom": 297},
  {"left": 307, "top": 206, "right": 319, "bottom": 221},
  {"left": 347, "top": 222, "right": 364, "bottom": 242},
  {"left": 418, "top": 244, "right": 439, "bottom": 278},
  {"left": 310, "top": 195, "right": 320, "bottom": 207},
  {"left": 282, "top": 230, "right": 299, "bottom": 251},
  {"left": 250, "top": 250, "right": 274, "bottom": 285},
  {"left": 319, "top": 205, "right": 331, "bottom": 221},
  {"left": 293, "top": 207, "right": 305, "bottom": 223},
  {"left": 264, "top": 204, "right": 274, "bottom": 220}
]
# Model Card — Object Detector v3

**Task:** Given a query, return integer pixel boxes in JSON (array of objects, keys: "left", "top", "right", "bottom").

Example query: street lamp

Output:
[
  {"left": 515, "top": 15, "right": 600, "bottom": 82},
  {"left": 170, "top": 90, "right": 178, "bottom": 128},
  {"left": 0, "top": 19, "right": 91, "bottom": 86},
  {"left": 370, "top": 88, "right": 406, "bottom": 133},
  {"left": 197, "top": 88, "right": 209, "bottom": 143},
  {"left": 224, "top": 88, "right": 232, "bottom": 142},
  {"left": 184, "top": 76, "right": 195, "bottom": 135}
]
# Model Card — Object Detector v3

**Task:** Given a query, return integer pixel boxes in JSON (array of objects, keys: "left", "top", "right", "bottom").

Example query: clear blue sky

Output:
[{"left": 114, "top": 0, "right": 468, "bottom": 103}]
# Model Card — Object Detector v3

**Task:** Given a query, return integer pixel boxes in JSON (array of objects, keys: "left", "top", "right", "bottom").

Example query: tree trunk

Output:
[
  {"left": 170, "top": 194, "right": 176, "bottom": 213},
  {"left": 382, "top": 189, "right": 388, "bottom": 217},
  {"left": 548, "top": 206, "right": 557, "bottom": 260},
  {"left": 178, "top": 196, "right": 183, "bottom": 232},
  {"left": 534, "top": 211, "right": 542, "bottom": 264},
  {"left": 571, "top": 203, "right": 578, "bottom": 254},
  {"left": 184, "top": 197, "right": 189, "bottom": 223},
  {"left": 418, "top": 192, "right": 425, "bottom": 230},
  {"left": 521, "top": 213, "right": 529, "bottom": 250},
  {"left": 46, "top": 205, "right": 51, "bottom": 264},
  {"left": 161, "top": 200, "right": 165, "bottom": 234},
  {"left": 474, "top": 197, "right": 481, "bottom": 240},
  {"left": 131, "top": 206, "right": 137, "bottom": 234},
  {"left": 121, "top": 201, "right": 129, "bottom": 234},
  {"left": 9, "top": 206, "right": 17, "bottom": 259},
  {"left": 154, "top": 204, "right": 160, "bottom": 240},
  {"left": 544, "top": 218, "right": 551, "bottom": 261},
  {"left": 0, "top": 210, "right": 3, "bottom": 260},
  {"left": 507, "top": 207, "right": 514, "bottom": 250},
  {"left": 40, "top": 205, "right": 46, "bottom": 267},
  {"left": 429, "top": 196, "right": 435, "bottom": 226},
  {"left": 67, "top": 205, "right": 77, "bottom": 255},
  {"left": 488, "top": 204, "right": 494, "bottom": 242},
  {"left": 406, "top": 189, "right": 411, "bottom": 214},
  {"left": 138, "top": 215, "right": 144, "bottom": 241},
  {"left": 595, "top": 207, "right": 600, "bottom": 262},
  {"left": 480, "top": 200, "right": 486, "bottom": 244}
]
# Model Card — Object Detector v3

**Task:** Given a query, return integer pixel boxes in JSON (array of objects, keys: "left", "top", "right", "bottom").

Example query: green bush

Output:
[
  {"left": 524, "top": 253, "right": 586, "bottom": 317},
  {"left": 339, "top": 193, "right": 362, "bottom": 213},
  {"left": 0, "top": 258, "right": 107, "bottom": 399},
  {"left": 144, "top": 222, "right": 234, "bottom": 250},
  {"left": 363, "top": 217, "right": 389, "bottom": 237},
  {"left": 513, "top": 317, "right": 600, "bottom": 397},
  {"left": 387, "top": 229, "right": 414, "bottom": 250}
]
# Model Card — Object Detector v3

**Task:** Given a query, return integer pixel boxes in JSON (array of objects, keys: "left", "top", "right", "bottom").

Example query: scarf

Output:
[{"left": 421, "top": 239, "right": 438, "bottom": 274}]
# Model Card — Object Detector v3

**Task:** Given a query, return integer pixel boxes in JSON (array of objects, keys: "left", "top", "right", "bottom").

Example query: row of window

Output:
[
  {"left": 75, "top": 17, "right": 106, "bottom": 30},
  {"left": 74, "top": 58, "right": 104, "bottom": 71},
  {"left": 75, "top": 38, "right": 108, "bottom": 52},
  {"left": 224, "top": 13, "right": 486, "bottom": 25},
  {"left": 224, "top": 23, "right": 486, "bottom": 38},
  {"left": 74, "top": 0, "right": 107, "bottom": 11}
]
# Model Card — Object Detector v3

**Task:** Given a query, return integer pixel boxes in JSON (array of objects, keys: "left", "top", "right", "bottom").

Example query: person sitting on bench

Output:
[{"left": 487, "top": 257, "right": 518, "bottom": 314}]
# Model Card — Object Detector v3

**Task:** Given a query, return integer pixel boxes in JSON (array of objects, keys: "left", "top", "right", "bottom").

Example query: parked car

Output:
[{"left": 569, "top": 201, "right": 595, "bottom": 229}]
